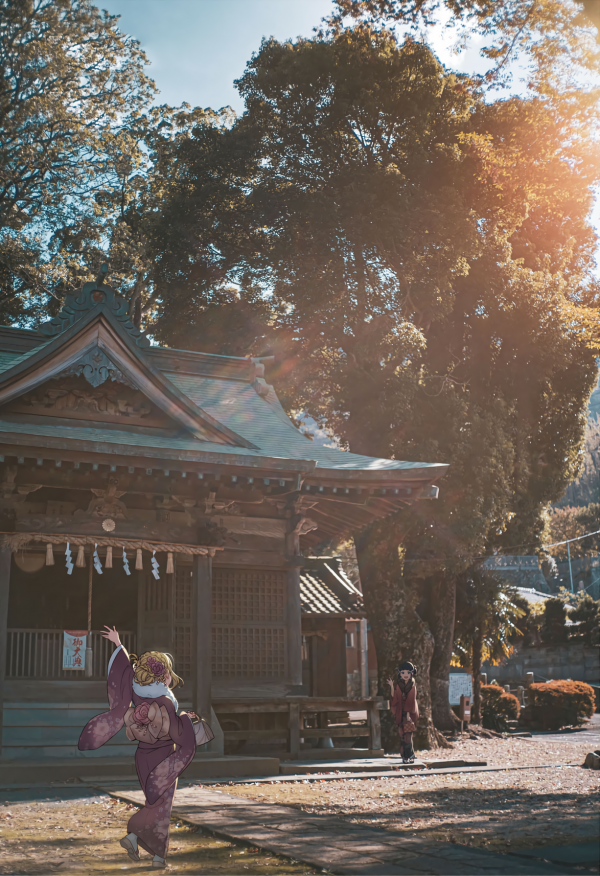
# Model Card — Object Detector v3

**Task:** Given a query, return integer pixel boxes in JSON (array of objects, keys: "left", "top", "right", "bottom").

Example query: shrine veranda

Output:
[{"left": 0, "top": 272, "right": 447, "bottom": 764}]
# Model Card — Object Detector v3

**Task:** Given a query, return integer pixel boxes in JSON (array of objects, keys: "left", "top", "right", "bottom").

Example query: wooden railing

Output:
[
  {"left": 214, "top": 697, "right": 388, "bottom": 758},
  {"left": 5, "top": 630, "right": 136, "bottom": 680}
]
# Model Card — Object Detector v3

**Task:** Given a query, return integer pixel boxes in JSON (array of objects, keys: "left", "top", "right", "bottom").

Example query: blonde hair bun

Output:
[{"left": 131, "top": 650, "right": 183, "bottom": 689}]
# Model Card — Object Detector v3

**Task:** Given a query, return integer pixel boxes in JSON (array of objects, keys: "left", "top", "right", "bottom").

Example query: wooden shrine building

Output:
[{"left": 0, "top": 270, "right": 447, "bottom": 767}]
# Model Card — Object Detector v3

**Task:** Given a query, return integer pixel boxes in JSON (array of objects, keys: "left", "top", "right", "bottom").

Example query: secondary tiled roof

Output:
[{"left": 300, "top": 558, "right": 363, "bottom": 615}]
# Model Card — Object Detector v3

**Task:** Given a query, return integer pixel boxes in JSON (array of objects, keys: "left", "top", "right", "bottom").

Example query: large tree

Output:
[
  {"left": 0, "top": 0, "right": 156, "bottom": 322},
  {"left": 327, "top": 0, "right": 600, "bottom": 93},
  {"left": 149, "top": 24, "right": 598, "bottom": 743}
]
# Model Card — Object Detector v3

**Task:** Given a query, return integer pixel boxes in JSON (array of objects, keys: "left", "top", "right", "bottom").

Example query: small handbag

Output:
[
  {"left": 193, "top": 717, "right": 215, "bottom": 746},
  {"left": 402, "top": 720, "right": 416, "bottom": 733}
]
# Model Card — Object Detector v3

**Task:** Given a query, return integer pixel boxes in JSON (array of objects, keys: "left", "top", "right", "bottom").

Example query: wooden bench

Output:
[{"left": 213, "top": 696, "right": 389, "bottom": 758}]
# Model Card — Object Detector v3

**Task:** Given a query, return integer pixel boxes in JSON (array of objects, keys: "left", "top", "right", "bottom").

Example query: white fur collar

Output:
[{"left": 132, "top": 679, "right": 178, "bottom": 709}]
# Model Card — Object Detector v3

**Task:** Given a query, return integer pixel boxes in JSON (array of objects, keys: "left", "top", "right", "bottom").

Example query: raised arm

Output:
[
  {"left": 102, "top": 625, "right": 121, "bottom": 648},
  {"left": 78, "top": 628, "right": 133, "bottom": 751}
]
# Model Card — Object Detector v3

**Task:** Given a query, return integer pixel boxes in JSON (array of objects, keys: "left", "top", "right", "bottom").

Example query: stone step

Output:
[
  {"left": 2, "top": 701, "right": 131, "bottom": 758},
  {"left": 0, "top": 754, "right": 280, "bottom": 785},
  {"left": 279, "top": 757, "right": 486, "bottom": 775},
  {"left": 279, "top": 747, "right": 384, "bottom": 761}
]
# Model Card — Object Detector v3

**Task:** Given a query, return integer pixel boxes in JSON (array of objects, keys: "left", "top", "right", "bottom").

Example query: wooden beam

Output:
[
  {"left": 301, "top": 727, "right": 370, "bottom": 738},
  {"left": 211, "top": 697, "right": 388, "bottom": 711},
  {"left": 213, "top": 703, "right": 289, "bottom": 714},
  {"left": 223, "top": 729, "right": 290, "bottom": 740}
]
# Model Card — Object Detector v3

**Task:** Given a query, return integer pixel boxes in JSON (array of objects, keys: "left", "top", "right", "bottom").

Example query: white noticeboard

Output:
[
  {"left": 63, "top": 630, "right": 87, "bottom": 670},
  {"left": 448, "top": 673, "right": 473, "bottom": 705}
]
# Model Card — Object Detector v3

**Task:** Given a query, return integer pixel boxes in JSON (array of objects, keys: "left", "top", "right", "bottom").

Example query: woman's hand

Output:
[
  {"left": 101, "top": 625, "right": 121, "bottom": 647},
  {"left": 184, "top": 710, "right": 200, "bottom": 724},
  {"left": 386, "top": 676, "right": 395, "bottom": 694}
]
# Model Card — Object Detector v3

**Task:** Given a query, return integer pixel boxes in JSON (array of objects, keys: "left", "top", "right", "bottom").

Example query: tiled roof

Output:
[
  {"left": 162, "top": 372, "right": 445, "bottom": 475},
  {"left": 0, "top": 312, "right": 448, "bottom": 482},
  {"left": 300, "top": 558, "right": 363, "bottom": 616}
]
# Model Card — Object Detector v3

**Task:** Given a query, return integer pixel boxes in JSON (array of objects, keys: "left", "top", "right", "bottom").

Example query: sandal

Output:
[
  {"left": 120, "top": 835, "right": 140, "bottom": 862},
  {"left": 152, "top": 855, "right": 166, "bottom": 868}
]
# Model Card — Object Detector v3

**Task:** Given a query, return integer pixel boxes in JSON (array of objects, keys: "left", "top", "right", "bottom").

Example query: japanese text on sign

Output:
[
  {"left": 63, "top": 630, "right": 87, "bottom": 670},
  {"left": 448, "top": 673, "right": 473, "bottom": 705}
]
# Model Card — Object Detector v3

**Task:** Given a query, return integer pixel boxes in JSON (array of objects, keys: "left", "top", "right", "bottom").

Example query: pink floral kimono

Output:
[{"left": 78, "top": 646, "right": 212, "bottom": 860}]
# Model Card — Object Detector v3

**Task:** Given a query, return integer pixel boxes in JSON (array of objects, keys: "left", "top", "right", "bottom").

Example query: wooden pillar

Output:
[
  {"left": 288, "top": 702, "right": 300, "bottom": 759},
  {"left": 192, "top": 553, "right": 212, "bottom": 720},
  {"left": 0, "top": 549, "right": 11, "bottom": 758},
  {"left": 286, "top": 566, "right": 303, "bottom": 688},
  {"left": 136, "top": 569, "right": 144, "bottom": 654},
  {"left": 285, "top": 522, "right": 303, "bottom": 690},
  {"left": 359, "top": 618, "right": 369, "bottom": 697},
  {"left": 368, "top": 701, "right": 382, "bottom": 752},
  {"left": 310, "top": 633, "right": 319, "bottom": 697}
]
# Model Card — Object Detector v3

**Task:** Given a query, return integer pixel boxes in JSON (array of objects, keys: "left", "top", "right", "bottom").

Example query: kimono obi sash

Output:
[
  {"left": 125, "top": 702, "right": 170, "bottom": 745},
  {"left": 125, "top": 699, "right": 215, "bottom": 747}
]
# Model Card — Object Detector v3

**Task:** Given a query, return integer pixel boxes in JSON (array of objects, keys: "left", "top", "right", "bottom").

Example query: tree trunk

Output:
[
  {"left": 471, "top": 627, "right": 483, "bottom": 725},
  {"left": 428, "top": 573, "right": 461, "bottom": 731},
  {"left": 355, "top": 518, "right": 450, "bottom": 751}
]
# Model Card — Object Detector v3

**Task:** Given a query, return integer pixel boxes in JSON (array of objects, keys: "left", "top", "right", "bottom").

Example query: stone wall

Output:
[{"left": 482, "top": 644, "right": 599, "bottom": 686}]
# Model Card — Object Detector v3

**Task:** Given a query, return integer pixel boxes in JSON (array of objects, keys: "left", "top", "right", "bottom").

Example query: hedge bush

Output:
[
  {"left": 481, "top": 684, "right": 520, "bottom": 731},
  {"left": 521, "top": 680, "right": 595, "bottom": 730}
]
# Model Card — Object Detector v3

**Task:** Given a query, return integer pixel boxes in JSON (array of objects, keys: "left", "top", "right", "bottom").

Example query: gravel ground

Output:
[
  {"left": 0, "top": 788, "right": 316, "bottom": 874},
  {"left": 212, "top": 723, "right": 600, "bottom": 855},
  {"left": 0, "top": 724, "right": 597, "bottom": 872}
]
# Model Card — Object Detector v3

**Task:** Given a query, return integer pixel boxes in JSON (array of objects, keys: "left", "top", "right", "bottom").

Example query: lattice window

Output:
[
  {"left": 172, "top": 566, "right": 192, "bottom": 678},
  {"left": 173, "top": 625, "right": 192, "bottom": 677},
  {"left": 212, "top": 569, "right": 285, "bottom": 623},
  {"left": 212, "top": 626, "right": 286, "bottom": 677},
  {"left": 174, "top": 567, "right": 192, "bottom": 621}
]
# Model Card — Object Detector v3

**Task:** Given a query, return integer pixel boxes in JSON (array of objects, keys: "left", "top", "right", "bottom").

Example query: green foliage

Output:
[
  {"left": 547, "top": 503, "right": 600, "bottom": 558},
  {"left": 0, "top": 0, "right": 158, "bottom": 322},
  {"left": 522, "top": 680, "right": 595, "bottom": 730},
  {"left": 4, "top": 3, "right": 597, "bottom": 742},
  {"left": 557, "top": 417, "right": 600, "bottom": 508},
  {"left": 327, "top": 0, "right": 600, "bottom": 95},
  {"left": 481, "top": 684, "right": 520, "bottom": 732},
  {"left": 566, "top": 592, "right": 600, "bottom": 646},
  {"left": 454, "top": 572, "right": 525, "bottom": 667},
  {"left": 516, "top": 600, "right": 544, "bottom": 648},
  {"left": 149, "top": 22, "right": 599, "bottom": 734},
  {"left": 541, "top": 596, "right": 569, "bottom": 644},
  {"left": 146, "top": 107, "right": 273, "bottom": 349}
]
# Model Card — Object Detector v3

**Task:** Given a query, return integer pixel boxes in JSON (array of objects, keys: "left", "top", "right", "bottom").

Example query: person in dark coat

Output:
[{"left": 387, "top": 661, "right": 419, "bottom": 763}]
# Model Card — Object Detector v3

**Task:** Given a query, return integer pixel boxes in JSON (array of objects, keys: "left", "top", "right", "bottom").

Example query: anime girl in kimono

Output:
[{"left": 78, "top": 626, "right": 214, "bottom": 868}]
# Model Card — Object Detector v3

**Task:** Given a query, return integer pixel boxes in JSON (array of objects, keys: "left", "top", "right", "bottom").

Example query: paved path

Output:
[{"left": 103, "top": 784, "right": 579, "bottom": 875}]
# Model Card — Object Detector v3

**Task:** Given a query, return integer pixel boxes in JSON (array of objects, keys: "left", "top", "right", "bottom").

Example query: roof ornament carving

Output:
[
  {"left": 38, "top": 264, "right": 150, "bottom": 348},
  {"left": 57, "top": 346, "right": 136, "bottom": 388}
]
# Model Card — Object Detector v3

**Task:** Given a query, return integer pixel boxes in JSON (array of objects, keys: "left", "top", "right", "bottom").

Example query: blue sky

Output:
[
  {"left": 101, "top": 0, "right": 598, "bottom": 259},
  {"left": 100, "top": 0, "right": 334, "bottom": 112},
  {"left": 100, "top": 0, "right": 492, "bottom": 111}
]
